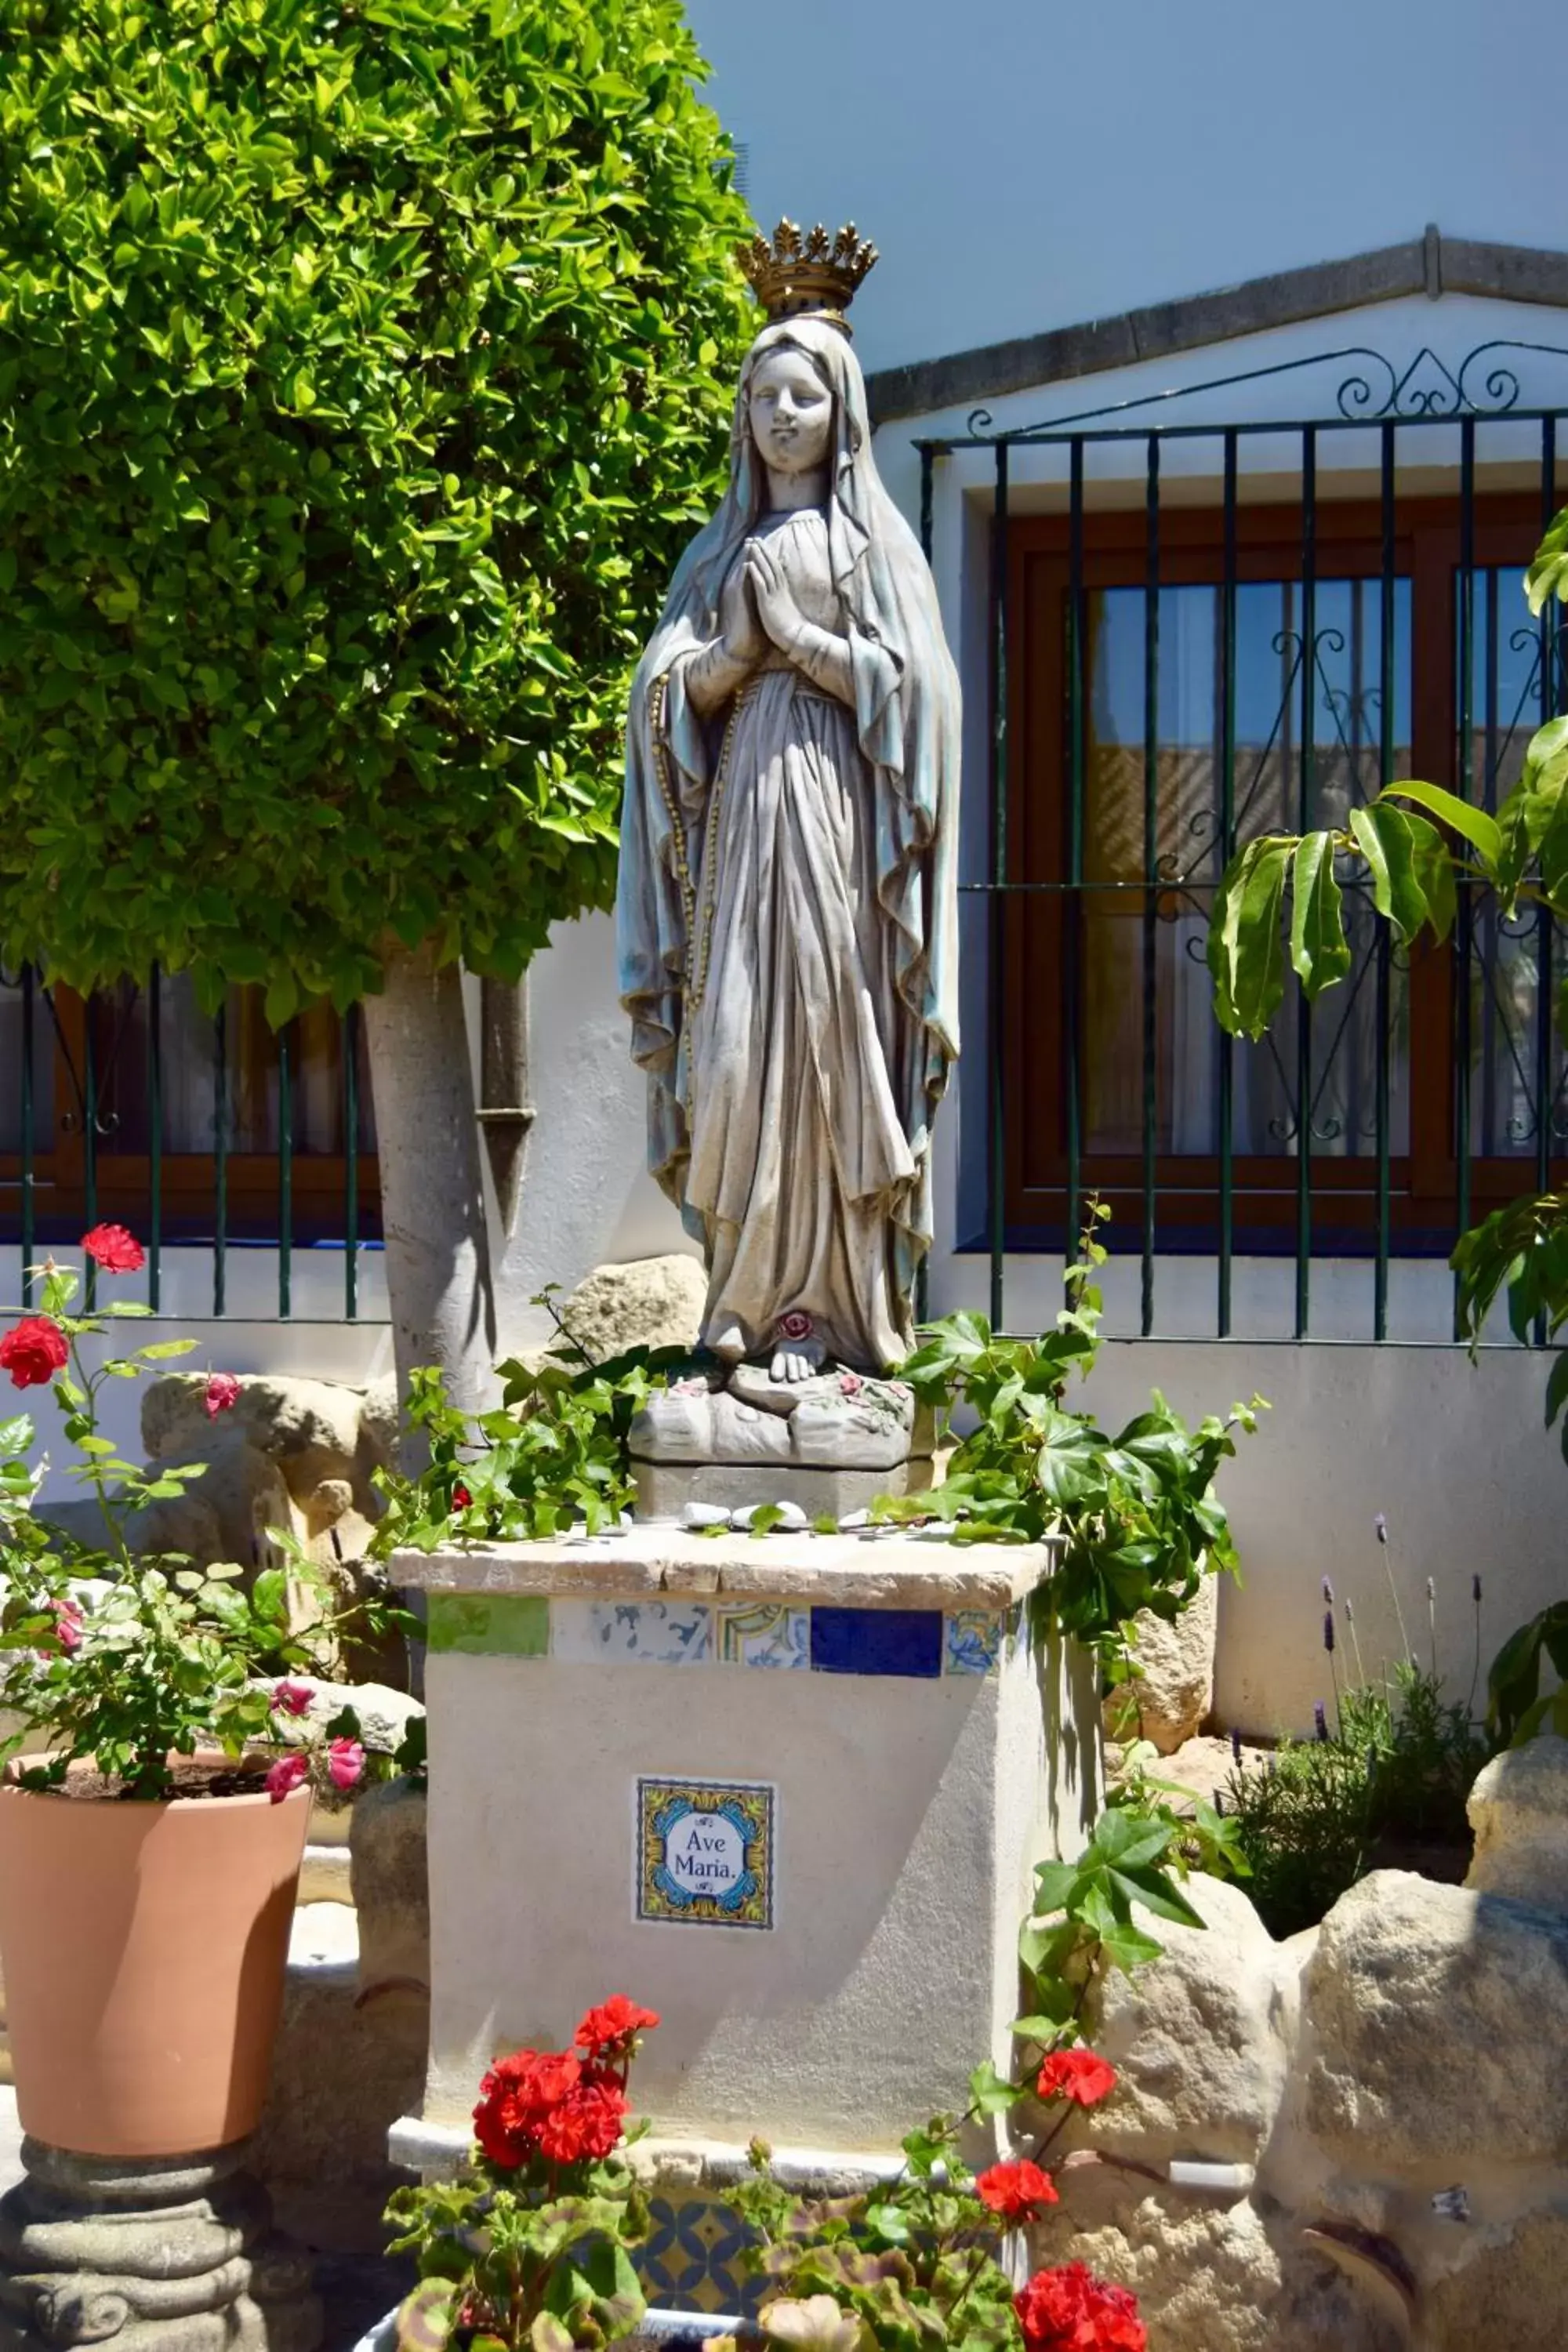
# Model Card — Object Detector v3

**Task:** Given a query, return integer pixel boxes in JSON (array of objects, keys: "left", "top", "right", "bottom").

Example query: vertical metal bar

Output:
[
  {"left": 1142, "top": 436, "right": 1160, "bottom": 1336},
  {"left": 1454, "top": 417, "right": 1475, "bottom": 1336},
  {"left": 212, "top": 999, "right": 227, "bottom": 1318},
  {"left": 1218, "top": 431, "right": 1237, "bottom": 1337},
  {"left": 1536, "top": 415, "right": 1559, "bottom": 1341},
  {"left": 82, "top": 998, "right": 98, "bottom": 1315},
  {"left": 1295, "top": 429, "right": 1316, "bottom": 1340},
  {"left": 277, "top": 1018, "right": 293, "bottom": 1319},
  {"left": 1375, "top": 422, "right": 1396, "bottom": 1341},
  {"left": 989, "top": 441, "right": 1009, "bottom": 1333},
  {"left": 19, "top": 967, "right": 34, "bottom": 1306},
  {"left": 343, "top": 1004, "right": 360, "bottom": 1323},
  {"left": 916, "top": 445, "right": 935, "bottom": 1329},
  {"left": 1066, "top": 436, "right": 1086, "bottom": 1263},
  {"left": 147, "top": 967, "right": 162, "bottom": 1316}
]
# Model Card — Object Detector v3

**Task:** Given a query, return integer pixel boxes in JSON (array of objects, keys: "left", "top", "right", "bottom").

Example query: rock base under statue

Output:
[
  {"left": 629, "top": 1366, "right": 933, "bottom": 1521},
  {"left": 0, "top": 2138, "right": 321, "bottom": 2351}
]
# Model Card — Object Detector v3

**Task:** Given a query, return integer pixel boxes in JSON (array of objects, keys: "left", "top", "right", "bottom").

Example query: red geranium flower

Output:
[
  {"left": 533, "top": 2076, "right": 627, "bottom": 2163},
  {"left": 204, "top": 1371, "right": 241, "bottom": 1419},
  {"left": 473, "top": 2043, "right": 631, "bottom": 2170},
  {"left": 1036, "top": 2049, "right": 1118, "bottom": 2108},
  {"left": 575, "top": 1996, "right": 660, "bottom": 2055},
  {"left": 0, "top": 1316, "right": 69, "bottom": 1390},
  {"left": 81, "top": 1223, "right": 144, "bottom": 1274},
  {"left": 975, "top": 2158, "right": 1059, "bottom": 2220},
  {"left": 1014, "top": 2263, "right": 1146, "bottom": 2352}
]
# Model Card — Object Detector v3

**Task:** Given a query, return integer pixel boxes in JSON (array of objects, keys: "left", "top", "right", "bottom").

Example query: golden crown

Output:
[{"left": 735, "top": 219, "right": 878, "bottom": 335}]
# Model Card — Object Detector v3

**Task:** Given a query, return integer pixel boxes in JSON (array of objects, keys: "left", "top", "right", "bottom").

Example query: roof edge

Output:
[{"left": 866, "top": 228, "right": 1568, "bottom": 429}]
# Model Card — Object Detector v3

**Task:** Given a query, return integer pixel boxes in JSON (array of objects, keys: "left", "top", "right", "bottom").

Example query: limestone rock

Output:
[
  {"left": 1027, "top": 2196, "right": 1396, "bottom": 2352},
  {"left": 550, "top": 1254, "right": 707, "bottom": 1365},
  {"left": 1303, "top": 1868, "right": 1568, "bottom": 2169},
  {"left": 631, "top": 1385, "right": 913, "bottom": 1471},
  {"left": 1466, "top": 1732, "right": 1568, "bottom": 1911},
  {"left": 1421, "top": 2209, "right": 1568, "bottom": 2346},
  {"left": 1105, "top": 1575, "right": 1218, "bottom": 1754},
  {"left": 1089, "top": 1873, "right": 1298, "bottom": 2171},
  {"left": 350, "top": 1777, "right": 429, "bottom": 1994}
]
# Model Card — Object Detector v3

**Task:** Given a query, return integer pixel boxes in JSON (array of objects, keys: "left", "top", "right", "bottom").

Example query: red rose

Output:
[
  {"left": 451, "top": 1483, "right": 473, "bottom": 1512},
  {"left": 80, "top": 1223, "right": 145, "bottom": 1274},
  {"left": 271, "top": 1679, "right": 315, "bottom": 1718},
  {"left": 575, "top": 1996, "right": 660, "bottom": 2055},
  {"left": 975, "top": 2158, "right": 1059, "bottom": 2220},
  {"left": 533, "top": 2077, "right": 627, "bottom": 2164},
  {"left": 204, "top": 1371, "right": 241, "bottom": 1418},
  {"left": 775, "top": 1308, "right": 814, "bottom": 1341},
  {"left": 265, "top": 1753, "right": 310, "bottom": 1805},
  {"left": 52, "top": 1599, "right": 85, "bottom": 1656},
  {"left": 1036, "top": 2049, "right": 1118, "bottom": 2109},
  {"left": 0, "top": 1316, "right": 69, "bottom": 1390},
  {"left": 1014, "top": 2264, "right": 1146, "bottom": 2352}
]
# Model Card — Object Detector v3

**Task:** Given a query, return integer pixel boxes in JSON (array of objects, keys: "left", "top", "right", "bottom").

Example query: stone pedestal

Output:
[
  {"left": 0, "top": 2140, "right": 321, "bottom": 2351},
  {"left": 389, "top": 1529, "right": 1102, "bottom": 2193},
  {"left": 627, "top": 1370, "right": 936, "bottom": 1519}
]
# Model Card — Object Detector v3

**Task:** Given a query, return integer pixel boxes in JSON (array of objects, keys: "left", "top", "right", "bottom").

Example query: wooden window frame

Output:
[
  {"left": 0, "top": 984, "right": 378, "bottom": 1248},
  {"left": 1004, "top": 490, "right": 1564, "bottom": 1251}
]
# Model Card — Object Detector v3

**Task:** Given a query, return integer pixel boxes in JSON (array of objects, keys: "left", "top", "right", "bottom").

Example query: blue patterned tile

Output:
[
  {"left": 550, "top": 1598, "right": 713, "bottom": 1664},
  {"left": 637, "top": 2193, "right": 764, "bottom": 2318},
  {"left": 943, "top": 1610, "right": 1005, "bottom": 1675},
  {"left": 809, "top": 1606, "right": 942, "bottom": 1678},
  {"left": 716, "top": 1603, "right": 810, "bottom": 1668}
]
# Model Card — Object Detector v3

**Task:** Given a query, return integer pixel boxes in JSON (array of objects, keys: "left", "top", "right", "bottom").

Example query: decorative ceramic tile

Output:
[
  {"left": 809, "top": 1606, "right": 942, "bottom": 1679},
  {"left": 943, "top": 1610, "right": 1006, "bottom": 1675},
  {"left": 552, "top": 1599, "right": 713, "bottom": 1665},
  {"left": 636, "top": 1776, "right": 775, "bottom": 1929},
  {"left": 637, "top": 2193, "right": 764, "bottom": 2318},
  {"left": 426, "top": 1594, "right": 550, "bottom": 1658},
  {"left": 716, "top": 1602, "right": 809, "bottom": 1668}
]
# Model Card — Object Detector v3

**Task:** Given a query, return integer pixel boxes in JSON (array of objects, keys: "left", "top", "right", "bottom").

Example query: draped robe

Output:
[{"left": 617, "top": 318, "right": 960, "bottom": 1371}]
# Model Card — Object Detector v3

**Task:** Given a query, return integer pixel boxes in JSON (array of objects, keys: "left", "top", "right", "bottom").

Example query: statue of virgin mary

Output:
[{"left": 617, "top": 225, "right": 960, "bottom": 1385}]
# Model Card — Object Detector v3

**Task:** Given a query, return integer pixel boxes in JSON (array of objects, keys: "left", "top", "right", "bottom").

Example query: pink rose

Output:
[
  {"left": 53, "top": 1598, "right": 85, "bottom": 1654},
  {"left": 265, "top": 1752, "right": 309, "bottom": 1804},
  {"left": 270, "top": 1679, "right": 314, "bottom": 1719},
  {"left": 838, "top": 1370, "right": 864, "bottom": 1396},
  {"left": 328, "top": 1737, "right": 365, "bottom": 1792},
  {"left": 204, "top": 1372, "right": 241, "bottom": 1419}
]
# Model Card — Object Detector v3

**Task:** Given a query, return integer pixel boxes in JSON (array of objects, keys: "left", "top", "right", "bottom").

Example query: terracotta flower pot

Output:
[{"left": 0, "top": 1777, "right": 310, "bottom": 2157}]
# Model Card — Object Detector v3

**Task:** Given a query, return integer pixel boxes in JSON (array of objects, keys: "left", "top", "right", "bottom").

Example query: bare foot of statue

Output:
[{"left": 768, "top": 1310, "right": 825, "bottom": 1386}]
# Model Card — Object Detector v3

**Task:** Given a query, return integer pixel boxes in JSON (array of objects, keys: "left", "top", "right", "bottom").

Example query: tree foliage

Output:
[{"left": 0, "top": 0, "right": 751, "bottom": 1016}]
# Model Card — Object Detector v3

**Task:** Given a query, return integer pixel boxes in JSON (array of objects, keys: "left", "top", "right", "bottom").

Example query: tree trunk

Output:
[{"left": 362, "top": 942, "right": 497, "bottom": 1465}]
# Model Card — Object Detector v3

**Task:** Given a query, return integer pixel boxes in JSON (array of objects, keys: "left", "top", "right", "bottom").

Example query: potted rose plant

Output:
[{"left": 0, "top": 1229, "right": 405, "bottom": 2161}]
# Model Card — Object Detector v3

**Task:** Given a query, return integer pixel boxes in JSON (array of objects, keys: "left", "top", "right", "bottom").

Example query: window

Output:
[
  {"left": 0, "top": 972, "right": 378, "bottom": 1249},
  {"left": 1006, "top": 492, "right": 1567, "bottom": 1252}
]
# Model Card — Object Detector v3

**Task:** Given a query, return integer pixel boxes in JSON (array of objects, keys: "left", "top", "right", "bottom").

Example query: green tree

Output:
[{"left": 0, "top": 0, "right": 750, "bottom": 1418}]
